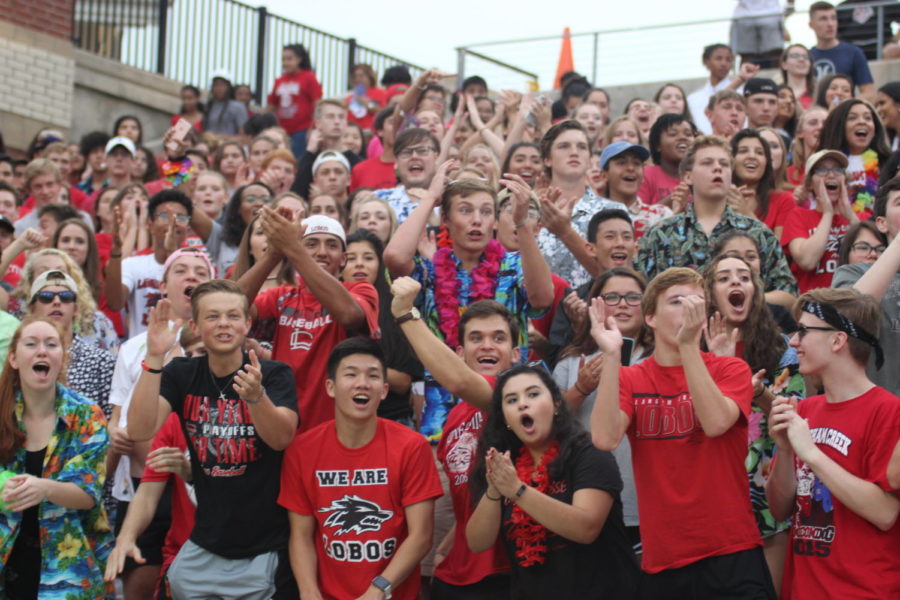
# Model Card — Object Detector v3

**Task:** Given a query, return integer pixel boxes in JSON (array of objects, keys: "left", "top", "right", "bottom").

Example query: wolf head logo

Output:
[{"left": 319, "top": 495, "right": 394, "bottom": 535}]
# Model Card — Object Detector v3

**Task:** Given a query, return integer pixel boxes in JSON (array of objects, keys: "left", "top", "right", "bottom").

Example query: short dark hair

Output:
[
  {"left": 381, "top": 65, "right": 411, "bottom": 87},
  {"left": 0, "top": 180, "right": 19, "bottom": 204},
  {"left": 875, "top": 174, "right": 900, "bottom": 218},
  {"left": 79, "top": 131, "right": 110, "bottom": 157},
  {"left": 374, "top": 106, "right": 395, "bottom": 133},
  {"left": 148, "top": 189, "right": 193, "bottom": 218},
  {"left": 190, "top": 279, "right": 249, "bottom": 322},
  {"left": 462, "top": 75, "right": 488, "bottom": 91},
  {"left": 702, "top": 43, "right": 731, "bottom": 62},
  {"left": 587, "top": 208, "right": 633, "bottom": 243},
  {"left": 458, "top": 300, "right": 519, "bottom": 344},
  {"left": 394, "top": 128, "right": 439, "bottom": 156},
  {"left": 649, "top": 113, "right": 697, "bottom": 165},
  {"left": 838, "top": 221, "right": 887, "bottom": 266},
  {"left": 37, "top": 204, "right": 79, "bottom": 223},
  {"left": 562, "top": 80, "right": 591, "bottom": 102},
  {"left": 809, "top": 1, "right": 835, "bottom": 16},
  {"left": 243, "top": 113, "right": 279, "bottom": 137},
  {"left": 326, "top": 337, "right": 386, "bottom": 380}
]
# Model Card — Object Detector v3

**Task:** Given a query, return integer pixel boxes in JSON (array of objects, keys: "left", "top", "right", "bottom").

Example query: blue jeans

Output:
[{"left": 290, "top": 129, "right": 308, "bottom": 160}]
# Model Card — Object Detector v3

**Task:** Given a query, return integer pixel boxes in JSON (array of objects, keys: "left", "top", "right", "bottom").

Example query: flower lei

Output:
[
  {"left": 432, "top": 238, "right": 505, "bottom": 349},
  {"left": 507, "top": 441, "right": 560, "bottom": 567},
  {"left": 160, "top": 157, "right": 196, "bottom": 188},
  {"left": 851, "top": 149, "right": 879, "bottom": 214}
]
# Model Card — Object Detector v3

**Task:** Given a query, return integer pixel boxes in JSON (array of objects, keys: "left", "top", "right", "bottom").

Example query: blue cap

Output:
[{"left": 600, "top": 141, "right": 650, "bottom": 170}]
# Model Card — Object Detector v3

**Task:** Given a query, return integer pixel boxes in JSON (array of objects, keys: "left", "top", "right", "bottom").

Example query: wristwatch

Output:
[
  {"left": 371, "top": 575, "right": 393, "bottom": 599},
  {"left": 395, "top": 307, "right": 420, "bottom": 325}
]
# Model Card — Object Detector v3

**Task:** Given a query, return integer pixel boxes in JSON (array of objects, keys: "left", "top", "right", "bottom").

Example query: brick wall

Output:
[
  {"left": 0, "top": 0, "right": 73, "bottom": 40},
  {"left": 0, "top": 36, "right": 73, "bottom": 126}
]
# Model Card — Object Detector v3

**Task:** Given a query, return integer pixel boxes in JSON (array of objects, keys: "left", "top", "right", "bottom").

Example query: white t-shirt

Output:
[
  {"left": 109, "top": 331, "right": 149, "bottom": 501},
  {"left": 733, "top": 0, "right": 782, "bottom": 18},
  {"left": 120, "top": 252, "right": 164, "bottom": 337}
]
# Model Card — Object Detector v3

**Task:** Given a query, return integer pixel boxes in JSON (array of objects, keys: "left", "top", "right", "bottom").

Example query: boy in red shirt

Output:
[
  {"left": 391, "top": 277, "right": 515, "bottom": 596},
  {"left": 279, "top": 337, "right": 442, "bottom": 600},
  {"left": 238, "top": 211, "right": 379, "bottom": 432},
  {"left": 766, "top": 287, "right": 900, "bottom": 600},
  {"left": 591, "top": 267, "right": 775, "bottom": 599}
]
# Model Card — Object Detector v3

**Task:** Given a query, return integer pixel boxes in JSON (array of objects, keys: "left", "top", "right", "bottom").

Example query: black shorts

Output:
[
  {"left": 113, "top": 478, "right": 173, "bottom": 569},
  {"left": 639, "top": 546, "right": 776, "bottom": 600},
  {"left": 431, "top": 573, "right": 511, "bottom": 600}
]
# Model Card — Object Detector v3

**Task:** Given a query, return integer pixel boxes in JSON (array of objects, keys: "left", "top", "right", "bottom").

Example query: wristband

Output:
[
  {"left": 485, "top": 491, "right": 502, "bottom": 501},
  {"left": 515, "top": 483, "right": 527, "bottom": 498},
  {"left": 110, "top": 252, "right": 122, "bottom": 259},
  {"left": 754, "top": 387, "right": 766, "bottom": 399},
  {"left": 574, "top": 381, "right": 589, "bottom": 396},
  {"left": 141, "top": 360, "right": 162, "bottom": 374}
]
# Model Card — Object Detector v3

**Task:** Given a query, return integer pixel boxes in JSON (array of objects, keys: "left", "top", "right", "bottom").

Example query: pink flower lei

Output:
[{"left": 432, "top": 238, "right": 505, "bottom": 348}]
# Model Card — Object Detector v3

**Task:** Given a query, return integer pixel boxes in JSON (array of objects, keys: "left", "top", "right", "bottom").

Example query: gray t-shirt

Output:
[
  {"left": 204, "top": 100, "right": 249, "bottom": 136},
  {"left": 206, "top": 219, "right": 239, "bottom": 277},
  {"left": 832, "top": 262, "right": 900, "bottom": 395},
  {"left": 553, "top": 350, "right": 644, "bottom": 527}
]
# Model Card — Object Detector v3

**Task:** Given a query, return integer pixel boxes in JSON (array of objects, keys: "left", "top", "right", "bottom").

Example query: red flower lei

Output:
[
  {"left": 506, "top": 441, "right": 560, "bottom": 567},
  {"left": 432, "top": 238, "right": 505, "bottom": 349}
]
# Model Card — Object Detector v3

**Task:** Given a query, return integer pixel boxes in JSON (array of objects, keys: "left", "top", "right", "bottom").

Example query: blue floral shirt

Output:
[
  {"left": 412, "top": 249, "right": 546, "bottom": 442},
  {"left": 0, "top": 385, "right": 113, "bottom": 599},
  {"left": 535, "top": 188, "right": 628, "bottom": 287}
]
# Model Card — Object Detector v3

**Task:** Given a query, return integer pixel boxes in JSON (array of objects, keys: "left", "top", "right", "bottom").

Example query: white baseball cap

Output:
[
  {"left": 105, "top": 136, "right": 136, "bottom": 158},
  {"left": 312, "top": 150, "right": 351, "bottom": 176},
  {"left": 302, "top": 215, "right": 346, "bottom": 246}
]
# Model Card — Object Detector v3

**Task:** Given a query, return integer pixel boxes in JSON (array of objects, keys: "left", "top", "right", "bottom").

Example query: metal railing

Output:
[
  {"left": 456, "top": 1, "right": 899, "bottom": 91},
  {"left": 72, "top": 0, "right": 425, "bottom": 101}
]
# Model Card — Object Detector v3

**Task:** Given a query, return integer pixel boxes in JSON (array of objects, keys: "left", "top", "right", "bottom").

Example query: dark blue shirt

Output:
[{"left": 810, "top": 42, "right": 874, "bottom": 86}]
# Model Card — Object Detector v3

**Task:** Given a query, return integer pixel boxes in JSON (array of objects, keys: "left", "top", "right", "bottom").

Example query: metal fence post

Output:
[
  {"left": 877, "top": 5, "right": 885, "bottom": 59},
  {"left": 347, "top": 37, "right": 357, "bottom": 91},
  {"left": 592, "top": 32, "right": 599, "bottom": 85},
  {"left": 255, "top": 6, "right": 268, "bottom": 104},
  {"left": 156, "top": 0, "right": 168, "bottom": 75},
  {"left": 456, "top": 47, "right": 466, "bottom": 88}
]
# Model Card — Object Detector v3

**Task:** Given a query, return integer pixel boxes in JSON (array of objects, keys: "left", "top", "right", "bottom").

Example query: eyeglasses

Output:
[
  {"left": 397, "top": 146, "right": 436, "bottom": 158},
  {"left": 850, "top": 242, "right": 886, "bottom": 255},
  {"left": 793, "top": 325, "right": 838, "bottom": 340},
  {"left": 34, "top": 290, "right": 77, "bottom": 304},
  {"left": 242, "top": 195, "right": 272, "bottom": 206},
  {"left": 812, "top": 166, "right": 844, "bottom": 176},
  {"left": 155, "top": 212, "right": 191, "bottom": 225},
  {"left": 786, "top": 53, "right": 809, "bottom": 61},
  {"left": 599, "top": 292, "right": 643, "bottom": 306}
]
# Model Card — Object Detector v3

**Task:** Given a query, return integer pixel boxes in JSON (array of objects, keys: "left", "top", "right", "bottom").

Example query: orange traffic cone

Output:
[{"left": 554, "top": 27, "right": 574, "bottom": 89}]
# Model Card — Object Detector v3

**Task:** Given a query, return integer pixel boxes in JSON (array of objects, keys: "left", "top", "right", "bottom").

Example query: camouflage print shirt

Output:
[{"left": 637, "top": 204, "right": 797, "bottom": 294}]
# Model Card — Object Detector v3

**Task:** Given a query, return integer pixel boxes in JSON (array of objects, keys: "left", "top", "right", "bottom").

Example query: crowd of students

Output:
[{"left": 0, "top": 1, "right": 899, "bottom": 599}]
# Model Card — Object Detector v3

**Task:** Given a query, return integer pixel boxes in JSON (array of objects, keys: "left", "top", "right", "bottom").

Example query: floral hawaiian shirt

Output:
[
  {"left": 375, "top": 184, "right": 439, "bottom": 225},
  {"left": 0, "top": 384, "right": 113, "bottom": 599},
  {"left": 637, "top": 204, "right": 798, "bottom": 294},
  {"left": 536, "top": 188, "right": 628, "bottom": 287},
  {"left": 412, "top": 249, "right": 546, "bottom": 443}
]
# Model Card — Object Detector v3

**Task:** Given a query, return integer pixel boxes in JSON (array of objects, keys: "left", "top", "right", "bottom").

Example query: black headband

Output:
[{"left": 801, "top": 301, "right": 884, "bottom": 369}]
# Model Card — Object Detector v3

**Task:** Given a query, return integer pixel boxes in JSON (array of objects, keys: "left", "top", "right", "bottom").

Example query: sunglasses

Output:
[
  {"left": 793, "top": 324, "right": 837, "bottom": 340},
  {"left": 34, "top": 290, "right": 76, "bottom": 304}
]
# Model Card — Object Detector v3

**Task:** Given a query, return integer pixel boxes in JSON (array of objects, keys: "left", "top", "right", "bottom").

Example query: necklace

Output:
[
  {"left": 208, "top": 366, "right": 237, "bottom": 402},
  {"left": 506, "top": 441, "right": 560, "bottom": 567}
]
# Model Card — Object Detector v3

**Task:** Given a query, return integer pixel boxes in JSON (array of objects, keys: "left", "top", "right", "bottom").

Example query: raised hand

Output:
[
  {"left": 233, "top": 349, "right": 265, "bottom": 404},
  {"left": 588, "top": 297, "right": 623, "bottom": 354},
  {"left": 306, "top": 128, "right": 323, "bottom": 153},
  {"left": 162, "top": 215, "right": 179, "bottom": 254},
  {"left": 538, "top": 186, "right": 570, "bottom": 237},
  {"left": 18, "top": 227, "right": 45, "bottom": 251},
  {"left": 674, "top": 294, "right": 707, "bottom": 347},
  {"left": 390, "top": 276, "right": 422, "bottom": 319},
  {"left": 768, "top": 395, "right": 798, "bottom": 452},
  {"left": 486, "top": 449, "right": 521, "bottom": 498},
  {"left": 575, "top": 353, "right": 604, "bottom": 396},
  {"left": 704, "top": 311, "right": 740, "bottom": 357},
  {"left": 145, "top": 299, "right": 183, "bottom": 359},
  {"left": 498, "top": 173, "right": 533, "bottom": 226},
  {"left": 562, "top": 291, "right": 588, "bottom": 332},
  {"left": 416, "top": 228, "right": 437, "bottom": 262},
  {"left": 260, "top": 206, "right": 301, "bottom": 253}
]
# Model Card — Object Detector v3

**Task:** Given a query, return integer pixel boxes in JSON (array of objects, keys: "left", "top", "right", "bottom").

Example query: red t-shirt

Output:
[
  {"left": 619, "top": 352, "right": 761, "bottom": 573},
  {"left": 141, "top": 412, "right": 196, "bottom": 569},
  {"left": 254, "top": 281, "right": 379, "bottom": 432},
  {"left": 782, "top": 208, "right": 850, "bottom": 293},
  {"left": 781, "top": 387, "right": 900, "bottom": 600},
  {"left": 1, "top": 252, "right": 25, "bottom": 289},
  {"left": 787, "top": 165, "right": 804, "bottom": 188},
  {"left": 637, "top": 165, "right": 680, "bottom": 206},
  {"left": 530, "top": 274, "right": 569, "bottom": 359},
  {"left": 345, "top": 87, "right": 387, "bottom": 131},
  {"left": 279, "top": 419, "right": 443, "bottom": 600},
  {"left": 266, "top": 70, "right": 323, "bottom": 134},
  {"left": 350, "top": 157, "right": 397, "bottom": 192},
  {"left": 759, "top": 190, "right": 796, "bottom": 237},
  {"left": 434, "top": 377, "right": 510, "bottom": 586},
  {"left": 170, "top": 114, "right": 204, "bottom": 132}
]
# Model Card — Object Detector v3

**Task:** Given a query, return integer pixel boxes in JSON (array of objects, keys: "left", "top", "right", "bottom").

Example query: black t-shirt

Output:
[
  {"left": 500, "top": 442, "right": 639, "bottom": 600},
  {"left": 837, "top": 0, "right": 900, "bottom": 60},
  {"left": 160, "top": 353, "right": 297, "bottom": 558}
]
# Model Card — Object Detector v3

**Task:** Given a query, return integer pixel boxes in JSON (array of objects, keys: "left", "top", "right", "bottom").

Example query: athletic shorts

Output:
[
  {"left": 731, "top": 16, "right": 783, "bottom": 55},
  {"left": 638, "top": 546, "right": 777, "bottom": 600},
  {"left": 431, "top": 573, "right": 511, "bottom": 600}
]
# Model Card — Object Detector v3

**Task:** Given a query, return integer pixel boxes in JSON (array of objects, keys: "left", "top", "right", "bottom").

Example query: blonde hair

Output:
[
  {"left": 349, "top": 197, "right": 398, "bottom": 241},
  {"left": 463, "top": 143, "right": 500, "bottom": 188},
  {"left": 758, "top": 127, "right": 793, "bottom": 190},
  {"left": 24, "top": 158, "right": 62, "bottom": 190},
  {"left": 791, "top": 106, "right": 828, "bottom": 171},
  {"left": 679, "top": 135, "right": 733, "bottom": 177},
  {"left": 16, "top": 249, "right": 98, "bottom": 336},
  {"left": 603, "top": 116, "right": 648, "bottom": 148},
  {"left": 641, "top": 267, "right": 705, "bottom": 316}
]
